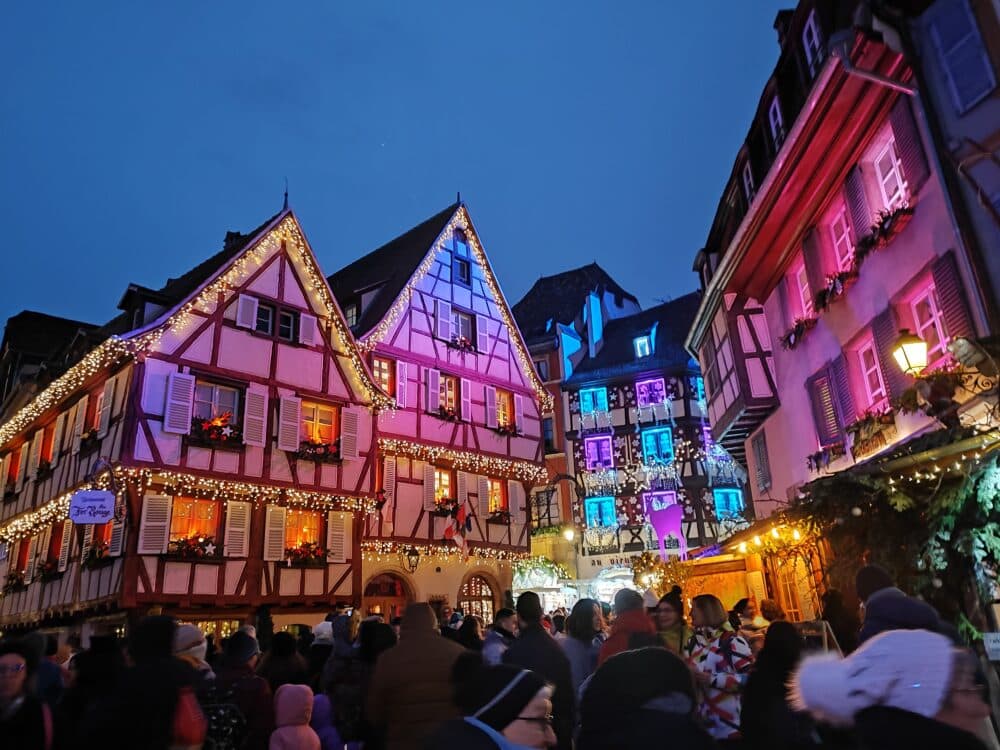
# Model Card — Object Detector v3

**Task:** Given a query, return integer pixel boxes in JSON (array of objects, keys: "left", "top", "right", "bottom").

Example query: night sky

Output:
[{"left": 1, "top": 1, "right": 790, "bottom": 328}]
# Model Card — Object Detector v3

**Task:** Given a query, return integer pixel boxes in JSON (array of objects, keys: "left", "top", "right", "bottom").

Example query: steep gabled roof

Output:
[
  {"left": 567, "top": 291, "right": 703, "bottom": 385},
  {"left": 512, "top": 263, "right": 639, "bottom": 343},
  {"left": 326, "top": 204, "right": 459, "bottom": 337},
  {"left": 1, "top": 311, "right": 98, "bottom": 359}
]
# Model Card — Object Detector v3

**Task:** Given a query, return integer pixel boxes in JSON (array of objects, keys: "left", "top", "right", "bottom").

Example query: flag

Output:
[{"left": 444, "top": 501, "right": 472, "bottom": 557}]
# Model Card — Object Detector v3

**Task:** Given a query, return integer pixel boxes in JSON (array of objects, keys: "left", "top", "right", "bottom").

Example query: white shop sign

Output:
[{"left": 69, "top": 490, "right": 116, "bottom": 525}]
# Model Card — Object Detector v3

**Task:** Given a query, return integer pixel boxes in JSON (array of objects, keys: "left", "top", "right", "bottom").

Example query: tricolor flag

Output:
[{"left": 444, "top": 500, "right": 473, "bottom": 557}]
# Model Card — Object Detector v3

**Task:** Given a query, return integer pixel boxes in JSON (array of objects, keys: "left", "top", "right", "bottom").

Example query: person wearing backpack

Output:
[
  {"left": 213, "top": 631, "right": 274, "bottom": 750},
  {"left": 687, "top": 593, "right": 754, "bottom": 742}
]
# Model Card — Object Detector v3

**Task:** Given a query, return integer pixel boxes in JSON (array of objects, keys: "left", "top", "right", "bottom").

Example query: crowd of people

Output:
[{"left": 0, "top": 563, "right": 994, "bottom": 749}]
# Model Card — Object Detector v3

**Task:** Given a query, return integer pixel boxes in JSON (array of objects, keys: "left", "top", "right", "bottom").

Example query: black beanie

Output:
[
  {"left": 659, "top": 586, "right": 684, "bottom": 618},
  {"left": 464, "top": 665, "right": 547, "bottom": 731},
  {"left": 855, "top": 564, "right": 894, "bottom": 603}
]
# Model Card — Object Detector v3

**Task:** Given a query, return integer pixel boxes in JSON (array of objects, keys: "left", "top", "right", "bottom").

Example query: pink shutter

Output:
[
  {"left": 236, "top": 294, "right": 258, "bottom": 329},
  {"left": 277, "top": 396, "right": 302, "bottom": 452},
  {"left": 460, "top": 379, "right": 472, "bottom": 421},
  {"left": 425, "top": 369, "right": 441, "bottom": 412},
  {"left": 340, "top": 406, "right": 361, "bottom": 460},
  {"left": 476, "top": 315, "right": 489, "bottom": 352},
  {"left": 243, "top": 384, "right": 269, "bottom": 448},
  {"left": 395, "top": 361, "right": 408, "bottom": 409}
]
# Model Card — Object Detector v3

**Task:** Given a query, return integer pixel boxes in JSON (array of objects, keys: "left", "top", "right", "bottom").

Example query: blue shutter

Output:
[
  {"left": 642, "top": 431, "right": 656, "bottom": 462},
  {"left": 659, "top": 429, "right": 674, "bottom": 462},
  {"left": 928, "top": 0, "right": 997, "bottom": 114},
  {"left": 596, "top": 388, "right": 609, "bottom": 411}
]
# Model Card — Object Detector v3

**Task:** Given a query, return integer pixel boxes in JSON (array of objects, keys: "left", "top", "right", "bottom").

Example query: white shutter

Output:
[
  {"left": 326, "top": 511, "right": 352, "bottom": 563},
  {"left": 26, "top": 431, "right": 43, "bottom": 479},
  {"left": 263, "top": 504, "right": 287, "bottom": 561},
  {"left": 0, "top": 455, "right": 7, "bottom": 492},
  {"left": 457, "top": 471, "right": 469, "bottom": 507},
  {"left": 37, "top": 527, "right": 52, "bottom": 577},
  {"left": 236, "top": 294, "right": 258, "bottom": 329},
  {"left": 422, "top": 463, "right": 437, "bottom": 510},
  {"left": 425, "top": 368, "right": 441, "bottom": 412},
  {"left": 277, "top": 396, "right": 302, "bottom": 452},
  {"left": 299, "top": 313, "right": 318, "bottom": 346},
  {"left": 71, "top": 394, "right": 88, "bottom": 453},
  {"left": 23, "top": 535, "right": 38, "bottom": 581},
  {"left": 223, "top": 500, "right": 251, "bottom": 558},
  {"left": 243, "top": 384, "right": 269, "bottom": 448},
  {"left": 15, "top": 446, "right": 29, "bottom": 492},
  {"left": 485, "top": 385, "right": 498, "bottom": 428},
  {"left": 97, "top": 376, "right": 115, "bottom": 438},
  {"left": 509, "top": 480, "right": 526, "bottom": 524},
  {"left": 476, "top": 315, "right": 489, "bottom": 353},
  {"left": 382, "top": 456, "right": 397, "bottom": 505},
  {"left": 478, "top": 475, "right": 491, "bottom": 517},
  {"left": 57, "top": 520, "right": 73, "bottom": 572},
  {"left": 137, "top": 494, "right": 173, "bottom": 555},
  {"left": 162, "top": 373, "right": 195, "bottom": 434},
  {"left": 50, "top": 412, "right": 66, "bottom": 468},
  {"left": 113, "top": 369, "right": 130, "bottom": 417},
  {"left": 340, "top": 406, "right": 361, "bottom": 460},
  {"left": 514, "top": 394, "right": 524, "bottom": 433},
  {"left": 81, "top": 524, "right": 94, "bottom": 557},
  {"left": 108, "top": 520, "right": 125, "bottom": 556},
  {"left": 395, "top": 361, "right": 408, "bottom": 408},
  {"left": 435, "top": 300, "right": 452, "bottom": 340},
  {"left": 460, "top": 379, "right": 472, "bottom": 421}
]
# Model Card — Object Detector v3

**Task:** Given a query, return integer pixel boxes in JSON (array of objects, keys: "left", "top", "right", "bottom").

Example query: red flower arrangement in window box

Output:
[
  {"left": 431, "top": 497, "right": 459, "bottom": 517},
  {"left": 167, "top": 535, "right": 219, "bottom": 560},
  {"left": 82, "top": 541, "right": 113, "bottom": 570},
  {"left": 295, "top": 439, "right": 341, "bottom": 463},
  {"left": 39, "top": 559, "right": 62, "bottom": 583},
  {"left": 493, "top": 422, "right": 520, "bottom": 437},
  {"left": 448, "top": 335, "right": 476, "bottom": 353},
  {"left": 35, "top": 460, "right": 53, "bottom": 481},
  {"left": 437, "top": 405, "right": 460, "bottom": 422},
  {"left": 284, "top": 541, "right": 327, "bottom": 567},
  {"left": 188, "top": 412, "right": 244, "bottom": 449},
  {"left": 3, "top": 571, "right": 27, "bottom": 595}
]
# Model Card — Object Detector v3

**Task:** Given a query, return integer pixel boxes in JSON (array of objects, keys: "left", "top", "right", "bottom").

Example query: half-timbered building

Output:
[
  {"left": 0, "top": 210, "right": 385, "bottom": 639},
  {"left": 328, "top": 203, "right": 547, "bottom": 621}
]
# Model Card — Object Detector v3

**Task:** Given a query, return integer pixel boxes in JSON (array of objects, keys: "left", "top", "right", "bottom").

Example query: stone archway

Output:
[
  {"left": 362, "top": 572, "right": 414, "bottom": 620},
  {"left": 457, "top": 572, "right": 499, "bottom": 624}
]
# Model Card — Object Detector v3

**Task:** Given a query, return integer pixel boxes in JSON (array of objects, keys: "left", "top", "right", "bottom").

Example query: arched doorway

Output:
[
  {"left": 458, "top": 574, "right": 496, "bottom": 623},
  {"left": 363, "top": 573, "right": 412, "bottom": 620}
]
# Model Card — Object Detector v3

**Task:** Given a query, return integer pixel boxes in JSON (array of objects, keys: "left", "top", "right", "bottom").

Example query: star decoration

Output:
[
  {"left": 222, "top": 426, "right": 233, "bottom": 437},
  {"left": 204, "top": 542, "right": 217, "bottom": 556}
]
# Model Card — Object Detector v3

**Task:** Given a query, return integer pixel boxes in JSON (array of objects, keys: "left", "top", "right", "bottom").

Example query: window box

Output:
[
  {"left": 493, "top": 423, "right": 520, "bottom": 438},
  {"left": 486, "top": 509, "right": 511, "bottom": 525},
  {"left": 847, "top": 408, "right": 898, "bottom": 460},
  {"left": 284, "top": 542, "right": 327, "bottom": 567},
  {"left": 856, "top": 205, "right": 915, "bottom": 264},
  {"left": 35, "top": 461, "right": 54, "bottom": 482},
  {"left": 187, "top": 413, "right": 244, "bottom": 451},
  {"left": 813, "top": 269, "right": 859, "bottom": 313},
  {"left": 3, "top": 483, "right": 15, "bottom": 502},
  {"left": 82, "top": 543, "right": 114, "bottom": 571},
  {"left": 430, "top": 497, "right": 460, "bottom": 517},
  {"left": 779, "top": 317, "right": 818, "bottom": 350},
  {"left": 447, "top": 335, "right": 476, "bottom": 353},
  {"left": 39, "top": 561, "right": 63, "bottom": 583},
  {"left": 806, "top": 442, "right": 846, "bottom": 472},
  {"left": 295, "top": 439, "right": 342, "bottom": 464},
  {"left": 78, "top": 428, "right": 101, "bottom": 456},
  {"left": 2, "top": 571, "right": 27, "bottom": 595},
  {"left": 434, "top": 405, "right": 461, "bottom": 422},
  {"left": 166, "top": 535, "right": 220, "bottom": 560}
]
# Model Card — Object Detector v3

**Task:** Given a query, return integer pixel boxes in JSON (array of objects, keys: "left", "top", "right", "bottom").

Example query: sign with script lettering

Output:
[{"left": 69, "top": 490, "right": 116, "bottom": 525}]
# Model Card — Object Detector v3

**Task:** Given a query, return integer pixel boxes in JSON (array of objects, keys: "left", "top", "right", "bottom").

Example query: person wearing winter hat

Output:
[
  {"left": 217, "top": 631, "right": 274, "bottom": 750},
  {"left": 577, "top": 647, "right": 715, "bottom": 750},
  {"left": 654, "top": 586, "right": 691, "bottom": 656},
  {"left": 173, "top": 623, "right": 215, "bottom": 682},
  {"left": 792, "top": 629, "right": 990, "bottom": 749},
  {"left": 597, "top": 589, "right": 657, "bottom": 667},
  {"left": 855, "top": 564, "right": 959, "bottom": 644},
  {"left": 308, "top": 621, "right": 335, "bottom": 691},
  {"left": 269, "top": 683, "right": 320, "bottom": 750},
  {"left": 425, "top": 653, "right": 555, "bottom": 749}
]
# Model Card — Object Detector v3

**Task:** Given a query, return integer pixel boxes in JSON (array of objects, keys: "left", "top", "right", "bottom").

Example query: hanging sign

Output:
[
  {"left": 69, "top": 489, "right": 116, "bottom": 524},
  {"left": 984, "top": 632, "right": 1000, "bottom": 662}
]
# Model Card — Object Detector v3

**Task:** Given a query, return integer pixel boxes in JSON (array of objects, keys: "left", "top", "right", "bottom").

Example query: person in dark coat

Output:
[
  {"left": 21, "top": 632, "right": 64, "bottom": 708},
  {"left": 597, "top": 589, "right": 657, "bottom": 666},
  {"left": 820, "top": 589, "right": 860, "bottom": 654},
  {"left": 577, "top": 647, "right": 716, "bottom": 750},
  {"left": 855, "top": 564, "right": 958, "bottom": 643},
  {"left": 256, "top": 631, "right": 308, "bottom": 693},
  {"left": 0, "top": 640, "right": 50, "bottom": 750},
  {"left": 215, "top": 630, "right": 274, "bottom": 750},
  {"left": 54, "top": 637, "right": 124, "bottom": 750},
  {"left": 740, "top": 622, "right": 818, "bottom": 750},
  {"left": 502, "top": 592, "right": 574, "bottom": 750},
  {"left": 357, "top": 620, "right": 397, "bottom": 750}
]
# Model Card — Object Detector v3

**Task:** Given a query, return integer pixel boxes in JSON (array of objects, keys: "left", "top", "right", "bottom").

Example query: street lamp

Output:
[
  {"left": 562, "top": 525, "right": 576, "bottom": 542},
  {"left": 399, "top": 546, "right": 420, "bottom": 573},
  {"left": 892, "top": 329, "right": 928, "bottom": 376}
]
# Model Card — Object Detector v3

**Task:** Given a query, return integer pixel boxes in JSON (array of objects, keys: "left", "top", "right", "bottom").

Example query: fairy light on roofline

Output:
[
  {"left": 379, "top": 438, "right": 548, "bottom": 483},
  {"left": 361, "top": 538, "right": 528, "bottom": 563}
]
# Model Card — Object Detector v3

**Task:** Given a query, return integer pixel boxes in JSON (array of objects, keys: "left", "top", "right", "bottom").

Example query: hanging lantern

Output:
[{"left": 892, "top": 330, "right": 928, "bottom": 376}]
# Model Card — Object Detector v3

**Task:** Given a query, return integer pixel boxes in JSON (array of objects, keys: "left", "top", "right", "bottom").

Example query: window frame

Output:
[
  {"left": 372, "top": 356, "right": 394, "bottom": 395},
  {"left": 634, "top": 335, "right": 652, "bottom": 359},
  {"left": 434, "top": 467, "right": 454, "bottom": 502},
  {"left": 584, "top": 496, "right": 616, "bottom": 529},
  {"left": 486, "top": 477, "right": 508, "bottom": 513},
  {"left": 495, "top": 387, "right": 514, "bottom": 428},
  {"left": 454, "top": 257, "right": 471, "bottom": 286},
  {"left": 857, "top": 339, "right": 887, "bottom": 410},
  {"left": 742, "top": 162, "right": 756, "bottom": 204},
  {"left": 542, "top": 417, "right": 556, "bottom": 454},
  {"left": 451, "top": 309, "right": 473, "bottom": 343},
  {"left": 635, "top": 377, "right": 666, "bottom": 408},
  {"left": 911, "top": 285, "right": 948, "bottom": 362},
  {"left": 193, "top": 380, "right": 242, "bottom": 423},
  {"left": 534, "top": 359, "right": 550, "bottom": 381},
  {"left": 641, "top": 427, "right": 674, "bottom": 464},
  {"left": 803, "top": 10, "right": 824, "bottom": 78},
  {"left": 751, "top": 431, "right": 771, "bottom": 493},
  {"left": 440, "top": 374, "right": 460, "bottom": 413},
  {"left": 255, "top": 303, "right": 275, "bottom": 335},
  {"left": 277, "top": 310, "right": 299, "bottom": 342},
  {"left": 829, "top": 205, "right": 855, "bottom": 272},
  {"left": 344, "top": 304, "right": 359, "bottom": 327},
  {"left": 874, "top": 138, "right": 907, "bottom": 210},
  {"left": 579, "top": 387, "right": 608, "bottom": 415},
  {"left": 583, "top": 435, "right": 614, "bottom": 471},
  {"left": 713, "top": 488, "right": 744, "bottom": 519},
  {"left": 768, "top": 96, "right": 784, "bottom": 150},
  {"left": 301, "top": 400, "right": 338, "bottom": 446},
  {"left": 794, "top": 261, "right": 814, "bottom": 318},
  {"left": 169, "top": 497, "right": 222, "bottom": 544},
  {"left": 284, "top": 509, "right": 323, "bottom": 550}
]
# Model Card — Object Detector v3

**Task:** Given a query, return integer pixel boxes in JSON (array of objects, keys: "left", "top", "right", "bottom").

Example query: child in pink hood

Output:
[{"left": 269, "top": 684, "right": 320, "bottom": 750}]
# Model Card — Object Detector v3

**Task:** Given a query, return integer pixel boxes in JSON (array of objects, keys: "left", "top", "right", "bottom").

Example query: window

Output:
[
  {"left": 434, "top": 468, "right": 453, "bottom": 502},
  {"left": 641, "top": 428, "right": 674, "bottom": 464},
  {"left": 768, "top": 96, "right": 785, "bottom": 150},
  {"left": 90, "top": 391, "right": 104, "bottom": 430},
  {"left": 579, "top": 387, "right": 608, "bottom": 414},
  {"left": 255, "top": 304, "right": 275, "bottom": 335},
  {"left": 742, "top": 162, "right": 756, "bottom": 204},
  {"left": 302, "top": 401, "right": 337, "bottom": 445},
  {"left": 912, "top": 285, "right": 948, "bottom": 361},
  {"left": 542, "top": 417, "right": 556, "bottom": 454},
  {"left": 584, "top": 436, "right": 614, "bottom": 471},
  {"left": 857, "top": 340, "right": 887, "bottom": 409},
  {"left": 693, "top": 376, "right": 706, "bottom": 402},
  {"left": 584, "top": 496, "right": 616, "bottom": 528},
  {"left": 40, "top": 424, "right": 56, "bottom": 464},
  {"left": 451, "top": 310, "right": 473, "bottom": 344},
  {"left": 929, "top": 0, "right": 997, "bottom": 115},
  {"left": 458, "top": 575, "right": 495, "bottom": 624},
  {"left": 15, "top": 536, "right": 30, "bottom": 573},
  {"left": 5, "top": 448, "right": 20, "bottom": 487},
  {"left": 344, "top": 304, "right": 359, "bottom": 327},
  {"left": 803, "top": 10, "right": 824, "bottom": 78},
  {"left": 530, "top": 488, "right": 560, "bottom": 529},
  {"left": 372, "top": 357, "right": 394, "bottom": 395},
  {"left": 713, "top": 488, "right": 744, "bottom": 519},
  {"left": 495, "top": 388, "right": 514, "bottom": 428},
  {"left": 93, "top": 521, "right": 113, "bottom": 549},
  {"left": 795, "top": 262, "right": 814, "bottom": 317},
  {"left": 874, "top": 139, "right": 907, "bottom": 210},
  {"left": 636, "top": 378, "right": 666, "bottom": 408},
  {"left": 169, "top": 497, "right": 221, "bottom": 542},
  {"left": 440, "top": 374, "right": 459, "bottom": 413},
  {"left": 194, "top": 382, "right": 240, "bottom": 422},
  {"left": 46, "top": 522, "right": 65, "bottom": 563},
  {"left": 534, "top": 359, "right": 549, "bottom": 381},
  {"left": 278, "top": 310, "right": 299, "bottom": 342},
  {"left": 751, "top": 432, "right": 771, "bottom": 492},
  {"left": 454, "top": 257, "right": 471, "bottom": 285},
  {"left": 284, "top": 510, "right": 322, "bottom": 549},
  {"left": 487, "top": 478, "right": 508, "bottom": 513},
  {"left": 829, "top": 206, "right": 855, "bottom": 271}
]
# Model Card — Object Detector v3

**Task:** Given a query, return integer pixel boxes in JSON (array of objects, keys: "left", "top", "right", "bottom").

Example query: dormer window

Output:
[
  {"left": 634, "top": 336, "right": 651, "bottom": 359},
  {"left": 742, "top": 163, "right": 756, "bottom": 204},
  {"left": 768, "top": 96, "right": 785, "bottom": 151},
  {"left": 803, "top": 10, "right": 824, "bottom": 79},
  {"left": 453, "top": 231, "right": 471, "bottom": 286},
  {"left": 344, "top": 304, "right": 359, "bottom": 327}
]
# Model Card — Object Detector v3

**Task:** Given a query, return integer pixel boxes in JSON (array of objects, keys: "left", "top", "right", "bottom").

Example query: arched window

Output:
[
  {"left": 363, "top": 573, "right": 412, "bottom": 619},
  {"left": 458, "top": 575, "right": 495, "bottom": 623}
]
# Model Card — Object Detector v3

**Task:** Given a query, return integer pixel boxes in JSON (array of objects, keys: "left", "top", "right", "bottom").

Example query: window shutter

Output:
[
  {"left": 752, "top": 432, "right": 771, "bottom": 492},
  {"left": 327, "top": 511, "right": 351, "bottom": 563},
  {"left": 435, "top": 300, "right": 452, "bottom": 340},
  {"left": 476, "top": 315, "right": 489, "bottom": 353},
  {"left": 97, "top": 377, "right": 116, "bottom": 438},
  {"left": 932, "top": 250, "right": 975, "bottom": 342},
  {"left": 889, "top": 97, "right": 929, "bottom": 196},
  {"left": 242, "top": 384, "right": 269, "bottom": 448},
  {"left": 485, "top": 385, "right": 498, "bottom": 428},
  {"left": 0, "top": 455, "right": 7, "bottom": 492},
  {"left": 382, "top": 457, "right": 397, "bottom": 505},
  {"left": 263, "top": 504, "right": 287, "bottom": 561},
  {"left": 24, "top": 535, "right": 38, "bottom": 581},
  {"left": 162, "top": 373, "right": 195, "bottom": 434},
  {"left": 340, "top": 406, "right": 361, "bottom": 460},
  {"left": 299, "top": 313, "right": 318, "bottom": 346},
  {"left": 277, "top": 396, "right": 302, "bottom": 452},
  {"left": 460, "top": 379, "right": 472, "bottom": 421},
  {"left": 425, "top": 369, "right": 441, "bottom": 412},
  {"left": 57, "top": 520, "right": 73, "bottom": 572},
  {"left": 71, "top": 394, "right": 89, "bottom": 452},
  {"left": 872, "top": 308, "right": 912, "bottom": 398},
  {"left": 27, "top": 431, "right": 43, "bottom": 480},
  {"left": 15, "top": 446, "right": 28, "bottom": 492},
  {"left": 137, "top": 495, "right": 172, "bottom": 554},
  {"left": 236, "top": 294, "right": 258, "bottom": 329},
  {"left": 422, "top": 463, "right": 437, "bottom": 511},
  {"left": 844, "top": 166, "right": 872, "bottom": 243},
  {"left": 807, "top": 371, "right": 841, "bottom": 446},
  {"left": 113, "top": 369, "right": 130, "bottom": 417},
  {"left": 395, "top": 361, "right": 408, "bottom": 408},
  {"left": 457, "top": 471, "right": 469, "bottom": 507},
  {"left": 514, "top": 394, "right": 524, "bottom": 432},
  {"left": 478, "top": 475, "right": 491, "bottom": 517},
  {"left": 831, "top": 354, "right": 857, "bottom": 426},
  {"left": 508, "top": 481, "right": 526, "bottom": 525},
  {"left": 224, "top": 500, "right": 251, "bottom": 558},
  {"left": 929, "top": 0, "right": 997, "bottom": 114},
  {"left": 81, "top": 524, "right": 94, "bottom": 557},
  {"left": 108, "top": 520, "right": 125, "bottom": 557},
  {"left": 50, "top": 412, "right": 66, "bottom": 468},
  {"left": 800, "top": 228, "right": 827, "bottom": 306}
]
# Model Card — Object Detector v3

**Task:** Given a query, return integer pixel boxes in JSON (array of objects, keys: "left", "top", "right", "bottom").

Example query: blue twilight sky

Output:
[{"left": 0, "top": 1, "right": 790, "bottom": 328}]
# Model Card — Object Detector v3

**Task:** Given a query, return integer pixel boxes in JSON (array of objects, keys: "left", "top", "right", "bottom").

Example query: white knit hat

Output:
[
  {"left": 642, "top": 589, "right": 659, "bottom": 608},
  {"left": 791, "top": 629, "right": 955, "bottom": 726}
]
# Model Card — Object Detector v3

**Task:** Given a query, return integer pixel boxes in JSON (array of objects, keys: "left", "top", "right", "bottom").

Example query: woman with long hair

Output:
[
  {"left": 456, "top": 616, "right": 485, "bottom": 652},
  {"left": 654, "top": 587, "right": 690, "bottom": 656},
  {"left": 560, "top": 598, "right": 604, "bottom": 696}
]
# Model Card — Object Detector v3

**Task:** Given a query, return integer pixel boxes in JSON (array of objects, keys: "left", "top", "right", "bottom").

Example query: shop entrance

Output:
[{"left": 362, "top": 573, "right": 412, "bottom": 620}]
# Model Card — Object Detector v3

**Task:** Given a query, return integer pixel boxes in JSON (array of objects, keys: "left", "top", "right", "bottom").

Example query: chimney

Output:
[
  {"left": 584, "top": 291, "right": 604, "bottom": 359},
  {"left": 773, "top": 9, "right": 794, "bottom": 47},
  {"left": 223, "top": 231, "right": 243, "bottom": 251}
]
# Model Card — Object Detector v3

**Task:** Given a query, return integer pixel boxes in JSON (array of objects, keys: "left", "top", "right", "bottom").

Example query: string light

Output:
[
  {"left": 361, "top": 538, "right": 527, "bottom": 563},
  {"left": 379, "top": 438, "right": 547, "bottom": 483}
]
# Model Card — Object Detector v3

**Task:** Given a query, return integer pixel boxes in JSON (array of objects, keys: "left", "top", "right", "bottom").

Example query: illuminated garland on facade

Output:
[
  {"left": 379, "top": 438, "right": 547, "bottom": 483},
  {"left": 361, "top": 538, "right": 528, "bottom": 563}
]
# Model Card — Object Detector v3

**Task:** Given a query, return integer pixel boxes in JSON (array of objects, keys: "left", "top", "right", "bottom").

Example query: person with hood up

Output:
[
  {"left": 269, "top": 683, "right": 320, "bottom": 750},
  {"left": 855, "top": 564, "right": 958, "bottom": 643},
  {"left": 425, "top": 654, "right": 556, "bottom": 749},
  {"left": 596, "top": 589, "right": 657, "bottom": 667},
  {"left": 483, "top": 608, "right": 518, "bottom": 666},
  {"left": 654, "top": 586, "right": 691, "bottom": 656},
  {"left": 367, "top": 602, "right": 466, "bottom": 750},
  {"left": 577, "top": 647, "right": 715, "bottom": 750},
  {"left": 308, "top": 620, "right": 335, "bottom": 691},
  {"left": 792, "top": 628, "right": 991, "bottom": 750}
]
